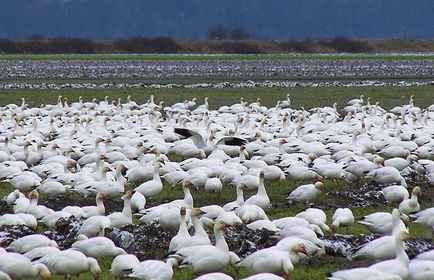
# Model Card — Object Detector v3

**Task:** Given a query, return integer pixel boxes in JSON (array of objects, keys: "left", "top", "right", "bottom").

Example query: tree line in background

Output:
[{"left": 0, "top": 35, "right": 431, "bottom": 54}]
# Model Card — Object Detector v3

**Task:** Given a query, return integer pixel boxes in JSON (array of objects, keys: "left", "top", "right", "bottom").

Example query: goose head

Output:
[
  {"left": 292, "top": 243, "right": 309, "bottom": 256},
  {"left": 96, "top": 192, "right": 107, "bottom": 202},
  {"left": 182, "top": 180, "right": 193, "bottom": 189},
  {"left": 34, "top": 263, "right": 51, "bottom": 280},
  {"left": 412, "top": 186, "right": 422, "bottom": 197},
  {"left": 87, "top": 257, "right": 101, "bottom": 280},
  {"left": 397, "top": 230, "right": 412, "bottom": 242},
  {"left": 29, "top": 190, "right": 39, "bottom": 201},
  {"left": 215, "top": 220, "right": 230, "bottom": 231},
  {"left": 122, "top": 190, "right": 133, "bottom": 200},
  {"left": 314, "top": 182, "right": 324, "bottom": 192},
  {"left": 192, "top": 208, "right": 206, "bottom": 217}
]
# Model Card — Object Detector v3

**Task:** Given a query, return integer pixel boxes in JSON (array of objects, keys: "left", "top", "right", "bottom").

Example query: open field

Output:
[
  {"left": 0, "top": 86, "right": 433, "bottom": 279},
  {"left": 0, "top": 86, "right": 434, "bottom": 110}
]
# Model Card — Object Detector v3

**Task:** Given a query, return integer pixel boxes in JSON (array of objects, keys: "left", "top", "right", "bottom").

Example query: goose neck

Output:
[{"left": 214, "top": 227, "right": 229, "bottom": 252}]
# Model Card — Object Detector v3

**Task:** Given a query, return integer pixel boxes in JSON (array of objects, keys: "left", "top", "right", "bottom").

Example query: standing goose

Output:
[
  {"left": 244, "top": 170, "right": 270, "bottom": 209},
  {"left": 223, "top": 184, "right": 244, "bottom": 211},
  {"left": 134, "top": 160, "right": 163, "bottom": 197},
  {"left": 170, "top": 220, "right": 235, "bottom": 274},
  {"left": 369, "top": 231, "right": 411, "bottom": 280},
  {"left": 169, "top": 207, "right": 191, "bottom": 252},
  {"left": 107, "top": 190, "right": 133, "bottom": 228},
  {"left": 399, "top": 186, "right": 421, "bottom": 215}
]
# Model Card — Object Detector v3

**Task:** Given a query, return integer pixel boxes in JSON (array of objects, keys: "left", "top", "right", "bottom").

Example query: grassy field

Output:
[
  {"left": 1, "top": 86, "right": 434, "bottom": 110},
  {"left": 2, "top": 53, "right": 434, "bottom": 61},
  {"left": 0, "top": 86, "right": 433, "bottom": 279}
]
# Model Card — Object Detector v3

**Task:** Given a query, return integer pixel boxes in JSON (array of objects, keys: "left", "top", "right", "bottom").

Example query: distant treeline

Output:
[{"left": 1, "top": 36, "right": 434, "bottom": 54}]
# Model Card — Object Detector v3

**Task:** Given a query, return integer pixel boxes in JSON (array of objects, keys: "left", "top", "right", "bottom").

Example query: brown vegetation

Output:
[{"left": 2, "top": 36, "right": 434, "bottom": 54}]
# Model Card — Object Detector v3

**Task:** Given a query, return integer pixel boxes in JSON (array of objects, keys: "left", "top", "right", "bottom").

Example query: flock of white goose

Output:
[{"left": 0, "top": 93, "right": 433, "bottom": 280}]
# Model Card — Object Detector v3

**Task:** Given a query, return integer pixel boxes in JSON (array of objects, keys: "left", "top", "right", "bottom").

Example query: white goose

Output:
[
  {"left": 0, "top": 252, "right": 51, "bottom": 280},
  {"left": 241, "top": 273, "right": 285, "bottom": 280},
  {"left": 355, "top": 209, "right": 408, "bottom": 260},
  {"left": 7, "top": 234, "right": 58, "bottom": 254},
  {"left": 107, "top": 190, "right": 133, "bottom": 228},
  {"left": 237, "top": 247, "right": 294, "bottom": 279},
  {"left": 38, "top": 249, "right": 101, "bottom": 280},
  {"left": 127, "top": 258, "right": 178, "bottom": 280},
  {"left": 412, "top": 207, "right": 434, "bottom": 229},
  {"left": 380, "top": 185, "right": 409, "bottom": 204},
  {"left": 171, "top": 208, "right": 210, "bottom": 251},
  {"left": 409, "top": 260, "right": 434, "bottom": 280},
  {"left": 23, "top": 246, "right": 61, "bottom": 262},
  {"left": 110, "top": 254, "right": 140, "bottom": 280},
  {"left": 244, "top": 170, "right": 270, "bottom": 209},
  {"left": 194, "top": 273, "right": 234, "bottom": 280},
  {"left": 169, "top": 207, "right": 191, "bottom": 252},
  {"left": 332, "top": 208, "right": 354, "bottom": 234},
  {"left": 77, "top": 215, "right": 111, "bottom": 237},
  {"left": 398, "top": 186, "right": 421, "bottom": 215},
  {"left": 170, "top": 220, "right": 235, "bottom": 274},
  {"left": 287, "top": 182, "right": 324, "bottom": 204},
  {"left": 358, "top": 211, "right": 408, "bottom": 234},
  {"left": 134, "top": 160, "right": 163, "bottom": 197},
  {"left": 369, "top": 231, "right": 411, "bottom": 280},
  {"left": 26, "top": 190, "right": 54, "bottom": 220},
  {"left": 223, "top": 184, "right": 244, "bottom": 211},
  {"left": 328, "top": 267, "right": 403, "bottom": 280},
  {"left": 71, "top": 235, "right": 126, "bottom": 258}
]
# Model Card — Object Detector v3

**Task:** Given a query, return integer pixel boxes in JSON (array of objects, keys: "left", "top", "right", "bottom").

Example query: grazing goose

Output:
[
  {"left": 110, "top": 254, "right": 140, "bottom": 279},
  {"left": 127, "top": 258, "right": 178, "bottom": 280},
  {"left": 38, "top": 249, "right": 101, "bottom": 280},
  {"left": 332, "top": 208, "right": 354, "bottom": 234},
  {"left": 0, "top": 252, "right": 51, "bottom": 280}
]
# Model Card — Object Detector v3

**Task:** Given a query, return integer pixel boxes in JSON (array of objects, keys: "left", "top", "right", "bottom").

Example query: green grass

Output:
[
  {"left": 0, "top": 86, "right": 433, "bottom": 279},
  {"left": 0, "top": 86, "right": 434, "bottom": 111},
  {"left": 1, "top": 53, "right": 434, "bottom": 61}
]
